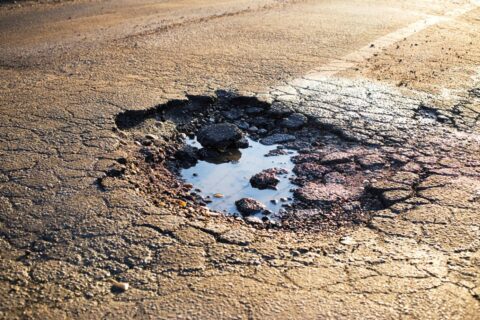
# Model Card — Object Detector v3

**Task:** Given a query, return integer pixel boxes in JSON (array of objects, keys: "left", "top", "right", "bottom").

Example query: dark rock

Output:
[
  {"left": 222, "top": 109, "right": 243, "bottom": 120},
  {"left": 293, "top": 163, "right": 329, "bottom": 179},
  {"left": 142, "top": 139, "right": 153, "bottom": 146},
  {"left": 245, "top": 106, "right": 264, "bottom": 115},
  {"left": 197, "top": 123, "right": 243, "bottom": 149},
  {"left": 235, "top": 198, "right": 266, "bottom": 215},
  {"left": 111, "top": 282, "right": 129, "bottom": 293},
  {"left": 280, "top": 113, "right": 308, "bottom": 129},
  {"left": 174, "top": 145, "right": 199, "bottom": 168},
  {"left": 235, "top": 120, "right": 250, "bottom": 130},
  {"left": 268, "top": 103, "right": 294, "bottom": 118},
  {"left": 250, "top": 168, "right": 287, "bottom": 190},
  {"left": 250, "top": 117, "right": 273, "bottom": 129},
  {"left": 265, "top": 149, "right": 289, "bottom": 157},
  {"left": 260, "top": 133, "right": 296, "bottom": 145},
  {"left": 116, "top": 157, "right": 127, "bottom": 165}
]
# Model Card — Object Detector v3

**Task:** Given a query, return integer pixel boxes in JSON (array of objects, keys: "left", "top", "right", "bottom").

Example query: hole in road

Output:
[{"left": 111, "top": 91, "right": 426, "bottom": 230}]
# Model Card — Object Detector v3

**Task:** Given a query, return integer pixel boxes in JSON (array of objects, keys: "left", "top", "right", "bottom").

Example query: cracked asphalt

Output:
[{"left": 1, "top": 0, "right": 479, "bottom": 319}]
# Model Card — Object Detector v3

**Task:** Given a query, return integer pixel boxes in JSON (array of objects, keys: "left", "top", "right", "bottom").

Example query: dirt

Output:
[{"left": 1, "top": 0, "right": 480, "bottom": 319}]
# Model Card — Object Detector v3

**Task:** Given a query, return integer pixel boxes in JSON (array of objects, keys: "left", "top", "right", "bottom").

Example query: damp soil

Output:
[{"left": 108, "top": 91, "right": 432, "bottom": 230}]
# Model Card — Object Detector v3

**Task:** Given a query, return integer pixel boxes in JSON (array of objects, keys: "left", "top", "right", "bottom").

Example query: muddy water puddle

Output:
[
  {"left": 111, "top": 92, "right": 415, "bottom": 229},
  {"left": 181, "top": 137, "right": 297, "bottom": 217}
]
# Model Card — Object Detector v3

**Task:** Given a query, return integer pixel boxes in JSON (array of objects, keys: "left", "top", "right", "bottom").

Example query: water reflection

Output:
[{"left": 181, "top": 137, "right": 297, "bottom": 215}]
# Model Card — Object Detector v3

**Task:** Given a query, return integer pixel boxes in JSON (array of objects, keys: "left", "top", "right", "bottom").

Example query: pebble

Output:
[
  {"left": 145, "top": 134, "right": 159, "bottom": 140},
  {"left": 178, "top": 200, "right": 187, "bottom": 207},
  {"left": 111, "top": 281, "right": 129, "bottom": 293},
  {"left": 340, "top": 236, "right": 356, "bottom": 245},
  {"left": 213, "top": 193, "right": 224, "bottom": 198},
  {"left": 245, "top": 216, "right": 264, "bottom": 225}
]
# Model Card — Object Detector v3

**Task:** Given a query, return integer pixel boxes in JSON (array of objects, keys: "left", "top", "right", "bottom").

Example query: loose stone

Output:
[
  {"left": 235, "top": 198, "right": 266, "bottom": 215},
  {"left": 250, "top": 168, "right": 287, "bottom": 190},
  {"left": 111, "top": 281, "right": 129, "bottom": 293},
  {"left": 145, "top": 133, "right": 159, "bottom": 140},
  {"left": 222, "top": 109, "right": 243, "bottom": 120},
  {"left": 197, "top": 123, "right": 243, "bottom": 149},
  {"left": 245, "top": 215, "right": 264, "bottom": 225},
  {"left": 280, "top": 113, "right": 308, "bottom": 129}
]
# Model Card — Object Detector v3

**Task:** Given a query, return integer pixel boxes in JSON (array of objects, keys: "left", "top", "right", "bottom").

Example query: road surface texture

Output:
[{"left": 1, "top": 0, "right": 480, "bottom": 319}]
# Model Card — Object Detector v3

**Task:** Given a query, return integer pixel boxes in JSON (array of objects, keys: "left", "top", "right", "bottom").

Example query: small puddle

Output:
[{"left": 181, "top": 137, "right": 297, "bottom": 217}]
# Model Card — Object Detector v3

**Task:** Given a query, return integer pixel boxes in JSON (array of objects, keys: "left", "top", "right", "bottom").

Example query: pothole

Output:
[{"left": 108, "top": 91, "right": 444, "bottom": 230}]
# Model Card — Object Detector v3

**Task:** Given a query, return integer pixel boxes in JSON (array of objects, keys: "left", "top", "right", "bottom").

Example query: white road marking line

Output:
[{"left": 292, "top": 0, "right": 480, "bottom": 82}]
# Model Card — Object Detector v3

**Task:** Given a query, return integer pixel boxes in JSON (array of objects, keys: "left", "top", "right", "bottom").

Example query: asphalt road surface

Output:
[{"left": 1, "top": 0, "right": 479, "bottom": 319}]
